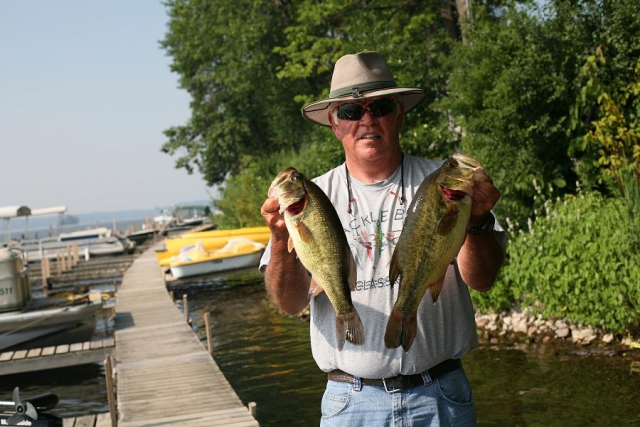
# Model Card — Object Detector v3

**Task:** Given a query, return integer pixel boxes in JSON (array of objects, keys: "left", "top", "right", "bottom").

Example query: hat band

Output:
[{"left": 329, "top": 81, "right": 397, "bottom": 99}]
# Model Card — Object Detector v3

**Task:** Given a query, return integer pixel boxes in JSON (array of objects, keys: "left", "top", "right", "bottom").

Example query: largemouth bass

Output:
[
  {"left": 384, "top": 153, "right": 487, "bottom": 352},
  {"left": 269, "top": 167, "right": 364, "bottom": 350}
]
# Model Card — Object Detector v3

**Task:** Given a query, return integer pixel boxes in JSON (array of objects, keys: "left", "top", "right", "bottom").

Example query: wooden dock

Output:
[
  {"left": 0, "top": 338, "right": 114, "bottom": 375},
  {"left": 63, "top": 413, "right": 111, "bottom": 426},
  {"left": 114, "top": 243, "right": 259, "bottom": 426}
]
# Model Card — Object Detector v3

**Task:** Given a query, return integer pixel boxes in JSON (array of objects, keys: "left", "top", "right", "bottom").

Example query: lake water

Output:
[{"left": 2, "top": 269, "right": 639, "bottom": 426}]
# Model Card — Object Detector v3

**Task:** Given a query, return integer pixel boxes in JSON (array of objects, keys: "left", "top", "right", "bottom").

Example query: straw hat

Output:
[{"left": 302, "top": 51, "right": 426, "bottom": 127}]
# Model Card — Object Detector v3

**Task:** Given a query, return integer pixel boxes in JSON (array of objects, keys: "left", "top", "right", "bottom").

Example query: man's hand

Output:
[
  {"left": 260, "top": 196, "right": 311, "bottom": 314},
  {"left": 469, "top": 168, "right": 501, "bottom": 227},
  {"left": 260, "top": 197, "right": 289, "bottom": 241}
]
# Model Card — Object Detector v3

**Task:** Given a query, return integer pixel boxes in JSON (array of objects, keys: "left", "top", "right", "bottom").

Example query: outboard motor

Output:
[{"left": 0, "top": 387, "right": 62, "bottom": 427}]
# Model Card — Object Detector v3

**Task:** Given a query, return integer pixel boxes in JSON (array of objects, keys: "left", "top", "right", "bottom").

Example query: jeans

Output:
[{"left": 320, "top": 367, "right": 475, "bottom": 427}]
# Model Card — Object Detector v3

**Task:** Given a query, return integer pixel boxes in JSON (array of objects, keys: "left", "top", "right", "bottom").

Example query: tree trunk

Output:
[{"left": 456, "top": 0, "right": 472, "bottom": 45}]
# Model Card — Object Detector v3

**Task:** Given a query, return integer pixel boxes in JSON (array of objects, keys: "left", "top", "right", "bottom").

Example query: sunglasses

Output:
[{"left": 336, "top": 98, "right": 397, "bottom": 121}]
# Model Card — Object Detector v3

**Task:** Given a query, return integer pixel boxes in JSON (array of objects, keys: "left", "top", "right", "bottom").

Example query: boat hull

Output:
[
  {"left": 170, "top": 250, "right": 264, "bottom": 279},
  {"left": 169, "top": 237, "right": 266, "bottom": 279},
  {"left": 0, "top": 301, "right": 102, "bottom": 351}
]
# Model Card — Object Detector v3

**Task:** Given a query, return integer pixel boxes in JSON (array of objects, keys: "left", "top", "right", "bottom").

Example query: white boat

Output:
[
  {"left": 169, "top": 238, "right": 265, "bottom": 279},
  {"left": 0, "top": 248, "right": 102, "bottom": 351},
  {"left": 14, "top": 230, "right": 128, "bottom": 262},
  {"left": 2, "top": 206, "right": 132, "bottom": 262},
  {"left": 0, "top": 300, "right": 102, "bottom": 351}
]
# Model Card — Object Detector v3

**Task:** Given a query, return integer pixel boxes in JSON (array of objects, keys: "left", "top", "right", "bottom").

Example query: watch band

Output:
[{"left": 467, "top": 212, "right": 496, "bottom": 235}]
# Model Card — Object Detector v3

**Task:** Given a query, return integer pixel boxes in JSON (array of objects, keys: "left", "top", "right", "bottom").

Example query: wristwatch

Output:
[{"left": 467, "top": 212, "right": 496, "bottom": 235}]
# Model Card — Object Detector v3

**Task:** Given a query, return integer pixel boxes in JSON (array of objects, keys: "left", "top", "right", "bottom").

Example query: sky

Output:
[{"left": 1, "top": 1, "right": 215, "bottom": 215}]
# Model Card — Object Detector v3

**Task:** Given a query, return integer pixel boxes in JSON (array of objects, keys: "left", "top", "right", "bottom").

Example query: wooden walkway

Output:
[
  {"left": 63, "top": 413, "right": 111, "bottom": 426},
  {"left": 0, "top": 338, "right": 114, "bottom": 375},
  {"left": 114, "top": 243, "right": 259, "bottom": 426}
]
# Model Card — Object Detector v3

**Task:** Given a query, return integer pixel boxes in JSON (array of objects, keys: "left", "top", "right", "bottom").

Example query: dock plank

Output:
[
  {"left": 0, "top": 340, "right": 115, "bottom": 375},
  {"left": 114, "top": 242, "right": 259, "bottom": 426}
]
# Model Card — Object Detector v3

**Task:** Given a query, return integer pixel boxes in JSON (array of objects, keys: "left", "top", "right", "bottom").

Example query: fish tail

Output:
[
  {"left": 335, "top": 309, "right": 365, "bottom": 351},
  {"left": 384, "top": 308, "right": 417, "bottom": 352}
]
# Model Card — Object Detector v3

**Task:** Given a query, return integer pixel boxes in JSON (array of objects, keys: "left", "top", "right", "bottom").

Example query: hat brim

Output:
[{"left": 301, "top": 87, "right": 426, "bottom": 127}]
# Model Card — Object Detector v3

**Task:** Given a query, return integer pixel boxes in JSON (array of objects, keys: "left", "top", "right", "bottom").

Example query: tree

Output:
[
  {"left": 160, "top": 0, "right": 309, "bottom": 186},
  {"left": 444, "top": 0, "right": 640, "bottom": 226}
]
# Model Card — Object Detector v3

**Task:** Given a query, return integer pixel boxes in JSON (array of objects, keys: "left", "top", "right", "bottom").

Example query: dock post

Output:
[
  {"left": 59, "top": 253, "right": 66, "bottom": 273},
  {"left": 183, "top": 294, "right": 189, "bottom": 322},
  {"left": 105, "top": 355, "right": 117, "bottom": 427},
  {"left": 248, "top": 402, "right": 257, "bottom": 417},
  {"left": 66, "top": 245, "right": 72, "bottom": 269},
  {"left": 204, "top": 312, "right": 213, "bottom": 355},
  {"left": 41, "top": 258, "right": 49, "bottom": 290}
]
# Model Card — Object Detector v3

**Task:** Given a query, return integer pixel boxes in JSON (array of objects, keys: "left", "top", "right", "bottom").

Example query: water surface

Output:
[
  {"left": 3, "top": 270, "right": 639, "bottom": 426},
  {"left": 182, "top": 272, "right": 640, "bottom": 427}
]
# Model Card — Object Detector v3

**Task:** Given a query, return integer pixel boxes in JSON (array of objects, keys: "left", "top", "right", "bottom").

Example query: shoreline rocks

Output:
[
  {"left": 274, "top": 300, "right": 639, "bottom": 354},
  {"left": 475, "top": 309, "right": 637, "bottom": 349}
]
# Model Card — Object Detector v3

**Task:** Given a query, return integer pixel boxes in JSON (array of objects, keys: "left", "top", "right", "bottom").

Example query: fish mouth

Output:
[
  {"left": 285, "top": 197, "right": 307, "bottom": 216},
  {"left": 441, "top": 185, "right": 470, "bottom": 201}
]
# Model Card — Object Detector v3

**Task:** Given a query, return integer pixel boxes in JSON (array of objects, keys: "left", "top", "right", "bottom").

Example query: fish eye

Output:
[{"left": 291, "top": 172, "right": 299, "bottom": 182}]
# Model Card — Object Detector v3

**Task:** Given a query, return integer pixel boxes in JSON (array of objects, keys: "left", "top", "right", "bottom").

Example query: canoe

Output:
[
  {"left": 169, "top": 238, "right": 265, "bottom": 279},
  {"left": 155, "top": 226, "right": 271, "bottom": 266}
]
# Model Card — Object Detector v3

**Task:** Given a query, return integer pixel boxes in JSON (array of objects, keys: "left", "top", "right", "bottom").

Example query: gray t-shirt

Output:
[{"left": 260, "top": 154, "right": 503, "bottom": 379}]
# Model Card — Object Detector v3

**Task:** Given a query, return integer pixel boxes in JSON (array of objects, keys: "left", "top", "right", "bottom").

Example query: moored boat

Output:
[
  {"left": 155, "top": 226, "right": 271, "bottom": 266},
  {"left": 14, "top": 230, "right": 129, "bottom": 262},
  {"left": 0, "top": 299, "right": 102, "bottom": 351},
  {"left": 0, "top": 248, "right": 102, "bottom": 351},
  {"left": 169, "top": 238, "right": 265, "bottom": 279}
]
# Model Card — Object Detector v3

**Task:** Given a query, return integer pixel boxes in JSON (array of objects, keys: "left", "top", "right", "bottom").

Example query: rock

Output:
[
  {"left": 514, "top": 319, "right": 528, "bottom": 334},
  {"left": 527, "top": 326, "right": 538, "bottom": 337},
  {"left": 476, "top": 317, "right": 490, "bottom": 329},
  {"left": 572, "top": 327, "right": 595, "bottom": 342},
  {"left": 602, "top": 333, "right": 614, "bottom": 344},
  {"left": 503, "top": 316, "right": 513, "bottom": 326},
  {"left": 555, "top": 320, "right": 567, "bottom": 329},
  {"left": 556, "top": 327, "right": 570, "bottom": 338}
]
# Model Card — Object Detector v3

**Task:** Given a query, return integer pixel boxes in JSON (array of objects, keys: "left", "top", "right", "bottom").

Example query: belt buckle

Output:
[{"left": 382, "top": 377, "right": 403, "bottom": 394}]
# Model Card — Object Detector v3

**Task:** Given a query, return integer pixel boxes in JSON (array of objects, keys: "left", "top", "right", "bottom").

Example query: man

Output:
[{"left": 260, "top": 51, "right": 505, "bottom": 426}]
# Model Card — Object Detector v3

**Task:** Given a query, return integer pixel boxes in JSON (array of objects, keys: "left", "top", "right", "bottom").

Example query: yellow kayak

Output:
[{"left": 155, "top": 226, "right": 271, "bottom": 266}]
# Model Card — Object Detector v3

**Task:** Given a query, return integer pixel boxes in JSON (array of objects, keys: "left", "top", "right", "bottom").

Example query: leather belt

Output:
[{"left": 327, "top": 359, "right": 461, "bottom": 392}]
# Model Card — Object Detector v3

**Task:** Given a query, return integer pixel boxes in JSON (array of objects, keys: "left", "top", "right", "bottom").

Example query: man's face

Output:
[{"left": 329, "top": 96, "right": 404, "bottom": 162}]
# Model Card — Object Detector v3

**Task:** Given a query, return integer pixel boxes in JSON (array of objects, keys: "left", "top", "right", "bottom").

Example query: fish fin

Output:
[
  {"left": 308, "top": 277, "right": 325, "bottom": 299},
  {"left": 384, "top": 307, "right": 417, "bottom": 352},
  {"left": 336, "top": 309, "right": 365, "bottom": 351},
  {"left": 296, "top": 221, "right": 314, "bottom": 243},
  {"left": 429, "top": 274, "right": 446, "bottom": 304},
  {"left": 436, "top": 207, "right": 459, "bottom": 236},
  {"left": 348, "top": 252, "right": 357, "bottom": 292},
  {"left": 287, "top": 236, "right": 295, "bottom": 253},
  {"left": 389, "top": 250, "right": 402, "bottom": 289}
]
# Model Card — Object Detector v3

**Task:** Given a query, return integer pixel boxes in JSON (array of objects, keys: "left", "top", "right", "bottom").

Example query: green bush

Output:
[
  {"left": 213, "top": 137, "right": 344, "bottom": 229},
  {"left": 472, "top": 189, "right": 640, "bottom": 334}
]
